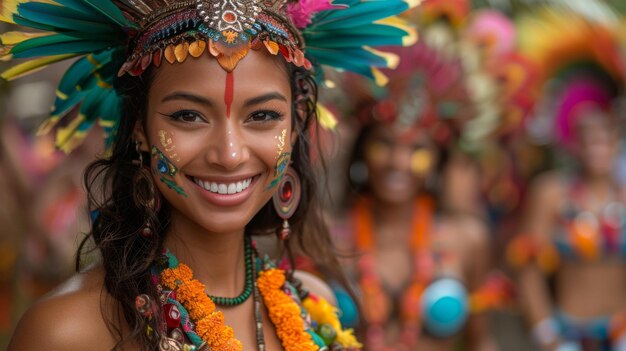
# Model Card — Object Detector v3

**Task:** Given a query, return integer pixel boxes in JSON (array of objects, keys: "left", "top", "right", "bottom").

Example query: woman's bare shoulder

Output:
[
  {"left": 294, "top": 270, "right": 338, "bottom": 306},
  {"left": 8, "top": 265, "right": 120, "bottom": 351}
]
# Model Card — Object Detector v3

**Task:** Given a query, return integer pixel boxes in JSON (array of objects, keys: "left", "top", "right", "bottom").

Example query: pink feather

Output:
[{"left": 287, "top": 0, "right": 341, "bottom": 28}]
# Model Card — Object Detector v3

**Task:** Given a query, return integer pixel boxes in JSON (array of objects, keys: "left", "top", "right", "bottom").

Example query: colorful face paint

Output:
[
  {"left": 152, "top": 145, "right": 188, "bottom": 197},
  {"left": 268, "top": 129, "right": 290, "bottom": 190},
  {"left": 158, "top": 129, "right": 180, "bottom": 162},
  {"left": 224, "top": 71, "right": 234, "bottom": 119},
  {"left": 410, "top": 148, "right": 433, "bottom": 176}
]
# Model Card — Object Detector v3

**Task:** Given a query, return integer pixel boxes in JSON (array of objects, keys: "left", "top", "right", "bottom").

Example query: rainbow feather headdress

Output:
[
  {"left": 0, "top": 0, "right": 418, "bottom": 152},
  {"left": 518, "top": 8, "right": 625, "bottom": 147}
]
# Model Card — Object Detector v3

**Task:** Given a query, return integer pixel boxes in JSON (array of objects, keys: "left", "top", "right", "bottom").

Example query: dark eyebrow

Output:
[
  {"left": 243, "top": 92, "right": 287, "bottom": 108},
  {"left": 162, "top": 92, "right": 214, "bottom": 107}
]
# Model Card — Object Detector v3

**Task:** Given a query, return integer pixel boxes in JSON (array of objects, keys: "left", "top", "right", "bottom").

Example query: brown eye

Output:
[
  {"left": 247, "top": 110, "right": 283, "bottom": 123},
  {"left": 168, "top": 110, "right": 205, "bottom": 123}
]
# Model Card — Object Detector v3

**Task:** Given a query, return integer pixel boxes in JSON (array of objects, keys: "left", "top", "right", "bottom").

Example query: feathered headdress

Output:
[
  {"left": 0, "top": 0, "right": 418, "bottom": 152},
  {"left": 518, "top": 8, "right": 625, "bottom": 147}
]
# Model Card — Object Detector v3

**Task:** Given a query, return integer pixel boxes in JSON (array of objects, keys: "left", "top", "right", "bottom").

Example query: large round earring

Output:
[
  {"left": 132, "top": 140, "right": 161, "bottom": 237},
  {"left": 272, "top": 167, "right": 301, "bottom": 241}
]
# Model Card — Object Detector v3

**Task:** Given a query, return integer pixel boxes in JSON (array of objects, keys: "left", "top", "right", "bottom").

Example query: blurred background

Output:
[{"left": 2, "top": 0, "right": 626, "bottom": 350}]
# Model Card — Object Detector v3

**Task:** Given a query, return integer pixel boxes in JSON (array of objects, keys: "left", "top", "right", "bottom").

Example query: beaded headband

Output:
[
  {"left": 0, "top": 0, "right": 418, "bottom": 152},
  {"left": 117, "top": 0, "right": 309, "bottom": 75}
]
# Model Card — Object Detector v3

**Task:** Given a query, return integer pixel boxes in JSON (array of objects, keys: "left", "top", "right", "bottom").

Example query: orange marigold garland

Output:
[
  {"left": 257, "top": 268, "right": 319, "bottom": 351},
  {"left": 156, "top": 249, "right": 362, "bottom": 350},
  {"left": 160, "top": 262, "right": 243, "bottom": 351}
]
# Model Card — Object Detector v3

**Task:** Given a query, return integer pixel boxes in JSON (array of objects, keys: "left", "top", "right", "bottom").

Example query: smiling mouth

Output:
[{"left": 190, "top": 176, "right": 256, "bottom": 195}]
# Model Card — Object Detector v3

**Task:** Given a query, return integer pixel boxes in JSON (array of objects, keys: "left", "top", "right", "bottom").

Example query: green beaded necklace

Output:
[{"left": 208, "top": 235, "right": 254, "bottom": 306}]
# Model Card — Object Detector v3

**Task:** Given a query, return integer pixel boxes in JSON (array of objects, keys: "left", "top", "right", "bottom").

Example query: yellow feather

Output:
[
  {"left": 55, "top": 113, "right": 85, "bottom": 153},
  {"left": 376, "top": 16, "right": 418, "bottom": 46},
  {"left": 371, "top": 67, "right": 389, "bottom": 86},
  {"left": 36, "top": 114, "right": 61, "bottom": 136},
  {"left": 363, "top": 45, "right": 400, "bottom": 69},
  {"left": 1, "top": 53, "right": 77, "bottom": 81},
  {"left": 1, "top": 0, "right": 58, "bottom": 23},
  {"left": 0, "top": 31, "right": 49, "bottom": 45},
  {"left": 316, "top": 103, "right": 337, "bottom": 130}
]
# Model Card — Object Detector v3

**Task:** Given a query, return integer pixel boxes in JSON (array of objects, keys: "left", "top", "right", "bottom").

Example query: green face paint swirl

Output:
[
  {"left": 267, "top": 129, "right": 290, "bottom": 190},
  {"left": 152, "top": 145, "right": 188, "bottom": 197},
  {"left": 268, "top": 151, "right": 291, "bottom": 190}
]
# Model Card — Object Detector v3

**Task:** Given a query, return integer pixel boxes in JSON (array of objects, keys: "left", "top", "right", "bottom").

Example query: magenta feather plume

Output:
[
  {"left": 555, "top": 78, "right": 612, "bottom": 146},
  {"left": 287, "top": 0, "right": 340, "bottom": 28}
]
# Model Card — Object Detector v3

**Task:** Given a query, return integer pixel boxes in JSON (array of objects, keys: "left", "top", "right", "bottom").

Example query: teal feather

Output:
[
  {"left": 52, "top": 91, "right": 84, "bottom": 118},
  {"left": 18, "top": 2, "right": 109, "bottom": 24},
  {"left": 307, "top": 47, "right": 390, "bottom": 69},
  {"left": 311, "top": 0, "right": 411, "bottom": 30},
  {"left": 305, "top": 22, "right": 410, "bottom": 42},
  {"left": 52, "top": 0, "right": 116, "bottom": 19},
  {"left": 57, "top": 54, "right": 106, "bottom": 94},
  {"left": 81, "top": 0, "right": 138, "bottom": 29},
  {"left": 98, "top": 91, "right": 122, "bottom": 149},
  {"left": 307, "top": 49, "right": 376, "bottom": 79},
  {"left": 11, "top": 34, "right": 113, "bottom": 58},
  {"left": 306, "top": 32, "right": 408, "bottom": 48},
  {"left": 53, "top": 50, "right": 116, "bottom": 117},
  {"left": 13, "top": 15, "right": 56, "bottom": 32}
]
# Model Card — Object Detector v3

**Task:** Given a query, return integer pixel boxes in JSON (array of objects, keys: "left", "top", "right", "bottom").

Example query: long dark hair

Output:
[{"left": 77, "top": 59, "right": 342, "bottom": 350}]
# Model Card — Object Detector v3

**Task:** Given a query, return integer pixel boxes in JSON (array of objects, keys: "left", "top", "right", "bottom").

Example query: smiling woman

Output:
[
  {"left": 136, "top": 52, "right": 295, "bottom": 235},
  {"left": 2, "top": 0, "right": 417, "bottom": 350}
]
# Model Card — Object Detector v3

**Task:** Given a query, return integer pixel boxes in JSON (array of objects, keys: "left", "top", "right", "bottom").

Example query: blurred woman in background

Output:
[
  {"left": 510, "top": 11, "right": 626, "bottom": 351},
  {"left": 331, "top": 38, "right": 500, "bottom": 350}
]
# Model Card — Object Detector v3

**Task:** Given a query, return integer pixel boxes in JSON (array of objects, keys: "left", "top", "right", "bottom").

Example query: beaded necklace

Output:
[
  {"left": 208, "top": 236, "right": 255, "bottom": 306},
  {"left": 354, "top": 196, "right": 435, "bottom": 350},
  {"left": 147, "top": 237, "right": 362, "bottom": 351}
]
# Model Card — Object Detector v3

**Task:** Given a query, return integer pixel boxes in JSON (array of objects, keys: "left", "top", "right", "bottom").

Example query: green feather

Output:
[
  {"left": 52, "top": 91, "right": 84, "bottom": 118},
  {"left": 13, "top": 15, "right": 56, "bottom": 32},
  {"left": 11, "top": 34, "right": 112, "bottom": 58},
  {"left": 52, "top": 0, "right": 114, "bottom": 19},
  {"left": 94, "top": 90, "right": 122, "bottom": 142},
  {"left": 307, "top": 47, "right": 390, "bottom": 69},
  {"left": 311, "top": 0, "right": 411, "bottom": 30},
  {"left": 81, "top": 0, "right": 138, "bottom": 29},
  {"left": 57, "top": 50, "right": 114, "bottom": 94},
  {"left": 306, "top": 48, "right": 376, "bottom": 78},
  {"left": 306, "top": 31, "right": 408, "bottom": 48},
  {"left": 305, "top": 22, "right": 410, "bottom": 41},
  {"left": 18, "top": 2, "right": 108, "bottom": 24}
]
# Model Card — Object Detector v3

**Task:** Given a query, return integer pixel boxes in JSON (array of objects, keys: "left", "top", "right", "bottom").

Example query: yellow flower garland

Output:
[{"left": 302, "top": 294, "right": 363, "bottom": 348}]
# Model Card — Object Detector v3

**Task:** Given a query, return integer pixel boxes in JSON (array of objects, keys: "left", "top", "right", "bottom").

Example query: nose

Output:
[
  {"left": 389, "top": 145, "right": 413, "bottom": 172},
  {"left": 206, "top": 123, "right": 249, "bottom": 171}
]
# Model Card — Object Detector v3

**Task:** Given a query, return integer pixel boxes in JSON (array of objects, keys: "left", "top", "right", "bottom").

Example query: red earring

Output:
[{"left": 272, "top": 167, "right": 301, "bottom": 240}]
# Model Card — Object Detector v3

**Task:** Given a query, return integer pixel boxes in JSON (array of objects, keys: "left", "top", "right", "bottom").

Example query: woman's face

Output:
[
  {"left": 363, "top": 125, "right": 436, "bottom": 206},
  {"left": 573, "top": 109, "right": 619, "bottom": 178},
  {"left": 136, "top": 50, "right": 294, "bottom": 234}
]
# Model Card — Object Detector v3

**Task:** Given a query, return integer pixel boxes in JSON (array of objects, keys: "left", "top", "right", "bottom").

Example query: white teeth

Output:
[
  {"left": 218, "top": 184, "right": 228, "bottom": 194},
  {"left": 194, "top": 177, "right": 254, "bottom": 195}
]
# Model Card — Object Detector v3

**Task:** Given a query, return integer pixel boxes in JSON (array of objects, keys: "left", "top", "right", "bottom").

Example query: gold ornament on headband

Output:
[{"left": 117, "top": 0, "right": 306, "bottom": 75}]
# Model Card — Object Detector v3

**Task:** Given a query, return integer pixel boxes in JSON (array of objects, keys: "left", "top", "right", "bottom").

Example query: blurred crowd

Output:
[{"left": 3, "top": 0, "right": 626, "bottom": 350}]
